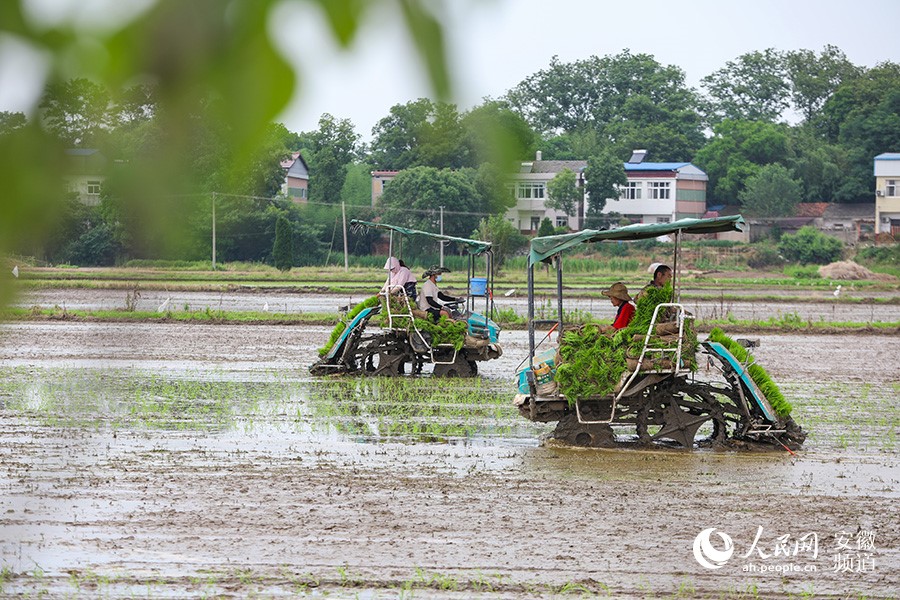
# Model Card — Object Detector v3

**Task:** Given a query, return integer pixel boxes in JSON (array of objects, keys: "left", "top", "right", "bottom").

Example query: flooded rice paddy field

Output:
[
  {"left": 17, "top": 287, "right": 900, "bottom": 324},
  {"left": 0, "top": 322, "right": 898, "bottom": 598}
]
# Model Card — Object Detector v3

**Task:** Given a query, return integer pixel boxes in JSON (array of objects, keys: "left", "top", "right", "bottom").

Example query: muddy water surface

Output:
[
  {"left": 17, "top": 287, "right": 900, "bottom": 323},
  {"left": 0, "top": 322, "right": 898, "bottom": 598}
]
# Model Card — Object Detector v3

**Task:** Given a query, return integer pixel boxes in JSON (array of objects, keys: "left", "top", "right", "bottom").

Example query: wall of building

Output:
[{"left": 875, "top": 170, "right": 900, "bottom": 234}]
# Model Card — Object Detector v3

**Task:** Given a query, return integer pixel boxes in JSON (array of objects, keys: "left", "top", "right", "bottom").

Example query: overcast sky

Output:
[
  {"left": 3, "top": 0, "right": 899, "bottom": 141},
  {"left": 274, "top": 0, "right": 900, "bottom": 139}
]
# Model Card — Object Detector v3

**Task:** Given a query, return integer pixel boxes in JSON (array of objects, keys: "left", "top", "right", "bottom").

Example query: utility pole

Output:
[
  {"left": 439, "top": 205, "right": 445, "bottom": 268},
  {"left": 211, "top": 192, "right": 217, "bottom": 270},
  {"left": 341, "top": 202, "right": 349, "bottom": 272}
]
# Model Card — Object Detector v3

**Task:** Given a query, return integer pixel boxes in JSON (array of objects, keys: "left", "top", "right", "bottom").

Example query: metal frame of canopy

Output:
[
  {"left": 349, "top": 219, "right": 496, "bottom": 321},
  {"left": 524, "top": 215, "right": 746, "bottom": 374}
]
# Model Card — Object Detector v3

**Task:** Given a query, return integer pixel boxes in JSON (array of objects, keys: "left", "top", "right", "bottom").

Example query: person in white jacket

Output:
[{"left": 418, "top": 266, "right": 460, "bottom": 322}]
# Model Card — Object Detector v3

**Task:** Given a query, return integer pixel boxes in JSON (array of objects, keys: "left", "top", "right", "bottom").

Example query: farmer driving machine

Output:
[
  {"left": 514, "top": 215, "right": 806, "bottom": 450},
  {"left": 309, "top": 220, "right": 502, "bottom": 378}
]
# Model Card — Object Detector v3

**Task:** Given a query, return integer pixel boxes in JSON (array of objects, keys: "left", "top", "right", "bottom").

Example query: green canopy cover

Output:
[
  {"left": 528, "top": 215, "right": 745, "bottom": 265},
  {"left": 351, "top": 219, "right": 492, "bottom": 256}
]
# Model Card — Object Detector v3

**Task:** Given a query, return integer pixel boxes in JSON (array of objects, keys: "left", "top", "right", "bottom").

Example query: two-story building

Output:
[
  {"left": 65, "top": 149, "right": 107, "bottom": 206},
  {"left": 503, "top": 150, "right": 708, "bottom": 233},
  {"left": 281, "top": 151, "right": 310, "bottom": 201},
  {"left": 874, "top": 152, "right": 900, "bottom": 235},
  {"left": 371, "top": 170, "right": 399, "bottom": 207},
  {"left": 504, "top": 152, "right": 585, "bottom": 232},
  {"left": 600, "top": 150, "right": 708, "bottom": 224}
]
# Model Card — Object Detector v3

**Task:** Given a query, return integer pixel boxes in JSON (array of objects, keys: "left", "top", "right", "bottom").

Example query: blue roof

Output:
[
  {"left": 874, "top": 153, "right": 900, "bottom": 160},
  {"left": 623, "top": 162, "right": 690, "bottom": 171}
]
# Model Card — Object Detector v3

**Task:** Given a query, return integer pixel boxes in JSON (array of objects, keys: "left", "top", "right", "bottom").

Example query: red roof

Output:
[{"left": 795, "top": 202, "right": 828, "bottom": 218}]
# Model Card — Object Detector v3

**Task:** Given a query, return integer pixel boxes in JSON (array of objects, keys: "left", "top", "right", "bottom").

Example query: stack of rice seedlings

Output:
[
  {"left": 376, "top": 294, "right": 468, "bottom": 351},
  {"left": 556, "top": 323, "right": 629, "bottom": 400},
  {"left": 317, "top": 295, "right": 381, "bottom": 357},
  {"left": 555, "top": 283, "right": 698, "bottom": 401},
  {"left": 707, "top": 327, "right": 792, "bottom": 418}
]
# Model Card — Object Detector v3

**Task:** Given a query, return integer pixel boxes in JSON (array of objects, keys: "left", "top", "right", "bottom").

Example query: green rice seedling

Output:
[
  {"left": 708, "top": 328, "right": 792, "bottom": 418},
  {"left": 317, "top": 295, "right": 381, "bottom": 356},
  {"left": 555, "top": 283, "right": 697, "bottom": 402}
]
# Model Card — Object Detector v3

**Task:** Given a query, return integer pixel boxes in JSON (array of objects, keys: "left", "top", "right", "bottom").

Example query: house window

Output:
[
  {"left": 87, "top": 180, "right": 101, "bottom": 195},
  {"left": 648, "top": 181, "right": 670, "bottom": 200},
  {"left": 530, "top": 216, "right": 541, "bottom": 230},
  {"left": 620, "top": 182, "right": 641, "bottom": 199},
  {"left": 657, "top": 216, "right": 671, "bottom": 223},
  {"left": 887, "top": 180, "right": 898, "bottom": 196},
  {"left": 517, "top": 182, "right": 545, "bottom": 199},
  {"left": 556, "top": 216, "right": 568, "bottom": 228}
]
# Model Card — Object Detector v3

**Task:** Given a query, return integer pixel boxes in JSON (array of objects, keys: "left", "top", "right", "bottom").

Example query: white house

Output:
[
  {"left": 600, "top": 150, "right": 708, "bottom": 224},
  {"left": 504, "top": 152, "right": 585, "bottom": 233},
  {"left": 65, "top": 149, "right": 107, "bottom": 206},
  {"left": 874, "top": 152, "right": 900, "bottom": 235}
]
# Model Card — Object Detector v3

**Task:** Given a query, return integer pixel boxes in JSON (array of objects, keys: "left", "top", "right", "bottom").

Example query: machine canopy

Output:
[
  {"left": 350, "top": 219, "right": 492, "bottom": 256},
  {"left": 528, "top": 215, "right": 745, "bottom": 266}
]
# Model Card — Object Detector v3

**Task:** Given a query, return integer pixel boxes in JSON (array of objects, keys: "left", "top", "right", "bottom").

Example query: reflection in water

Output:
[{"left": 0, "top": 367, "right": 544, "bottom": 444}]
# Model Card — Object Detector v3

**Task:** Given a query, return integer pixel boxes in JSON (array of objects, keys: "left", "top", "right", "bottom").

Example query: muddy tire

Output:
[
  {"left": 432, "top": 355, "right": 475, "bottom": 378},
  {"left": 546, "top": 413, "right": 616, "bottom": 448}
]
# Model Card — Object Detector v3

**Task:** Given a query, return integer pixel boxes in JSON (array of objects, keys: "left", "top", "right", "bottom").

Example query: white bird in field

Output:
[
  {"left": 833, "top": 285, "right": 842, "bottom": 297},
  {"left": 157, "top": 297, "right": 171, "bottom": 312},
  {"left": 263, "top": 302, "right": 269, "bottom": 312},
  {"left": 11, "top": 266, "right": 18, "bottom": 278}
]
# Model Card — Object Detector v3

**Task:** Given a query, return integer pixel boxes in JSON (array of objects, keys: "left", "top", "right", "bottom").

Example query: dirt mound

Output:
[{"left": 818, "top": 260, "right": 897, "bottom": 281}]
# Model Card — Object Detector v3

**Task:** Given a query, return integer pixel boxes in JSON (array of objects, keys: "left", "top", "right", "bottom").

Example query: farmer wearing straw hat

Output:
[
  {"left": 602, "top": 282, "right": 635, "bottom": 330},
  {"left": 418, "top": 266, "right": 461, "bottom": 322}
]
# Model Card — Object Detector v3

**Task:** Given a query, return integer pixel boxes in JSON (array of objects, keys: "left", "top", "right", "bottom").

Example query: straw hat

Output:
[
  {"left": 421, "top": 265, "right": 450, "bottom": 279},
  {"left": 601, "top": 282, "right": 632, "bottom": 302}
]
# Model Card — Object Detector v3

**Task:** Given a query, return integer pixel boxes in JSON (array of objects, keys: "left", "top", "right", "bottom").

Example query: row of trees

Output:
[{"left": 3, "top": 45, "right": 898, "bottom": 266}]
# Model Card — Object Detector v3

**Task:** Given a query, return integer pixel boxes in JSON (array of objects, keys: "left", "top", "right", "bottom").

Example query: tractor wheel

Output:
[
  {"left": 432, "top": 355, "right": 475, "bottom": 378},
  {"left": 546, "top": 413, "right": 615, "bottom": 448},
  {"left": 636, "top": 383, "right": 728, "bottom": 447}
]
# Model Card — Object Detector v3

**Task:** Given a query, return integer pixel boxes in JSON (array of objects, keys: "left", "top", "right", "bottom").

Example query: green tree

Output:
[
  {"left": 693, "top": 119, "right": 790, "bottom": 202},
  {"left": 461, "top": 100, "right": 537, "bottom": 167},
  {"left": 583, "top": 150, "right": 626, "bottom": 227},
  {"left": 39, "top": 78, "right": 112, "bottom": 146},
  {"left": 370, "top": 99, "right": 472, "bottom": 170},
  {"left": 369, "top": 98, "right": 435, "bottom": 170},
  {"left": 603, "top": 94, "right": 705, "bottom": 162},
  {"left": 546, "top": 168, "right": 580, "bottom": 216},
  {"left": 472, "top": 214, "right": 528, "bottom": 270},
  {"left": 738, "top": 164, "right": 802, "bottom": 217},
  {"left": 418, "top": 101, "right": 470, "bottom": 168},
  {"left": 821, "top": 62, "right": 900, "bottom": 141},
  {"left": 506, "top": 51, "right": 700, "bottom": 137},
  {"left": 303, "top": 113, "right": 360, "bottom": 204},
  {"left": 378, "top": 166, "right": 484, "bottom": 238},
  {"left": 785, "top": 45, "right": 861, "bottom": 123},
  {"left": 537, "top": 217, "right": 555, "bottom": 237},
  {"left": 701, "top": 49, "right": 790, "bottom": 124},
  {"left": 1, "top": 0, "right": 452, "bottom": 305},
  {"left": 273, "top": 214, "right": 292, "bottom": 270},
  {"left": 341, "top": 162, "right": 374, "bottom": 206},
  {"left": 539, "top": 129, "right": 606, "bottom": 160},
  {"left": 0, "top": 111, "right": 27, "bottom": 136},
  {"left": 787, "top": 128, "right": 858, "bottom": 202},
  {"left": 778, "top": 226, "right": 844, "bottom": 264},
  {"left": 472, "top": 163, "right": 515, "bottom": 214}
]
